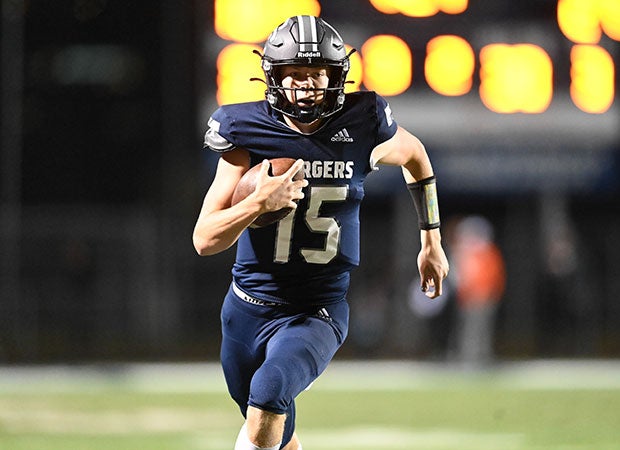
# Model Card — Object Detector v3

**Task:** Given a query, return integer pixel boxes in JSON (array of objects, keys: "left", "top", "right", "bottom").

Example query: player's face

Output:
[{"left": 280, "top": 65, "right": 331, "bottom": 107}]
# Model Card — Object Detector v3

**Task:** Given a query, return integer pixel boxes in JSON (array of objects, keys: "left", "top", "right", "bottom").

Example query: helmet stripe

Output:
[
  {"left": 309, "top": 16, "right": 318, "bottom": 52},
  {"left": 297, "top": 15, "right": 307, "bottom": 51}
]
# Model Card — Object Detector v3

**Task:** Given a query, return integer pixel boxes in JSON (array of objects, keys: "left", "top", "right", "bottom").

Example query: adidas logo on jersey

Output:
[{"left": 331, "top": 128, "right": 354, "bottom": 143}]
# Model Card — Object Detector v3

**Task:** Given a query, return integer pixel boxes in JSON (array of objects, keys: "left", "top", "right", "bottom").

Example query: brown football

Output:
[{"left": 232, "top": 158, "right": 305, "bottom": 228}]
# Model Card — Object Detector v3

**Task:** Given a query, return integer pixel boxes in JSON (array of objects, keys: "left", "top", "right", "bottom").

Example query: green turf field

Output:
[{"left": 1, "top": 361, "right": 619, "bottom": 450}]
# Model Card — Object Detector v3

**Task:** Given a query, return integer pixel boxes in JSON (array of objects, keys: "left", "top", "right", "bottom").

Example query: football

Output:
[{"left": 232, "top": 157, "right": 305, "bottom": 228}]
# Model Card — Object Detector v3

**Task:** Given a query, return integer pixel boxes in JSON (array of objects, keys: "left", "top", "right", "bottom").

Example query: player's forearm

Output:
[
  {"left": 193, "top": 219, "right": 247, "bottom": 256},
  {"left": 193, "top": 199, "right": 262, "bottom": 256},
  {"left": 401, "top": 148, "right": 434, "bottom": 183}
]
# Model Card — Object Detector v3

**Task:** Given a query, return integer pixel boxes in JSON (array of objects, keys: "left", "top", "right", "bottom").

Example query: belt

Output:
[
  {"left": 232, "top": 283, "right": 281, "bottom": 307},
  {"left": 232, "top": 283, "right": 333, "bottom": 321}
]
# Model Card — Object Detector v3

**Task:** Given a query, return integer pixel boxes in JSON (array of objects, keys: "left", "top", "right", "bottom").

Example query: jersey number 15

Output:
[{"left": 273, "top": 185, "right": 348, "bottom": 265}]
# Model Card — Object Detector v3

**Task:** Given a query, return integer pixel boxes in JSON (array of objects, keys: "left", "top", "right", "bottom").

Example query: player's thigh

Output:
[
  {"left": 266, "top": 301, "right": 349, "bottom": 384},
  {"left": 220, "top": 287, "right": 267, "bottom": 409}
]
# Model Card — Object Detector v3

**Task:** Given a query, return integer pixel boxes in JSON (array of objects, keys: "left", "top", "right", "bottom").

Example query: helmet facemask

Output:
[{"left": 264, "top": 61, "right": 348, "bottom": 123}]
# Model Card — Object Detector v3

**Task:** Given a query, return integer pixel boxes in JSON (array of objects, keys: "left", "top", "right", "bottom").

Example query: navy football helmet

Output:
[{"left": 260, "top": 16, "right": 352, "bottom": 123}]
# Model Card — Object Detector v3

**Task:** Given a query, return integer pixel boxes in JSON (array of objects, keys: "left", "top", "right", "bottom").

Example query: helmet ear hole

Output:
[{"left": 271, "top": 66, "right": 285, "bottom": 84}]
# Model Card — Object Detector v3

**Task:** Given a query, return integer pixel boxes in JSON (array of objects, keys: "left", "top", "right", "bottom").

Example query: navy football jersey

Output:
[{"left": 205, "top": 91, "right": 398, "bottom": 305}]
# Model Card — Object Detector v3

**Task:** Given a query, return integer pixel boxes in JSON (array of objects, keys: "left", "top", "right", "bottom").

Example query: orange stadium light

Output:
[
  {"left": 399, "top": 0, "right": 440, "bottom": 17},
  {"left": 214, "top": 0, "right": 321, "bottom": 43},
  {"left": 368, "top": 0, "right": 402, "bottom": 14},
  {"left": 570, "top": 44, "right": 615, "bottom": 113},
  {"left": 557, "top": 0, "right": 602, "bottom": 44},
  {"left": 217, "top": 44, "right": 266, "bottom": 105},
  {"left": 425, "top": 35, "right": 474, "bottom": 96},
  {"left": 479, "top": 44, "right": 553, "bottom": 114},
  {"left": 368, "top": 0, "right": 468, "bottom": 17},
  {"left": 558, "top": 0, "right": 620, "bottom": 44},
  {"left": 361, "top": 35, "right": 412, "bottom": 96},
  {"left": 435, "top": 0, "right": 468, "bottom": 15},
  {"left": 599, "top": 0, "right": 620, "bottom": 41}
]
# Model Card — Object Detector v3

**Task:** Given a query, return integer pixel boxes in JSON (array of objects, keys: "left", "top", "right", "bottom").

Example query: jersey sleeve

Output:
[
  {"left": 368, "top": 93, "right": 399, "bottom": 170},
  {"left": 374, "top": 93, "right": 398, "bottom": 146},
  {"left": 203, "top": 108, "right": 236, "bottom": 153}
]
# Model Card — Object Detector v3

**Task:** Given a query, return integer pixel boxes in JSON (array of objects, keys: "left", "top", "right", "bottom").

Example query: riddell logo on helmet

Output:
[{"left": 297, "top": 51, "right": 321, "bottom": 58}]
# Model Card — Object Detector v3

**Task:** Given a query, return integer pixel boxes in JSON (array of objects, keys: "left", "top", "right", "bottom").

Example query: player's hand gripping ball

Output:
[{"left": 232, "top": 158, "right": 305, "bottom": 228}]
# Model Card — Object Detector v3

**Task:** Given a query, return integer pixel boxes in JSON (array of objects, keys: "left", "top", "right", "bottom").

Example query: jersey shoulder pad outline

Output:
[{"left": 204, "top": 117, "right": 235, "bottom": 152}]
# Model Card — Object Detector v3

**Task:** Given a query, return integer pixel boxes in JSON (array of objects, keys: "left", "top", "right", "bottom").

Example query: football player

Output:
[{"left": 193, "top": 15, "right": 449, "bottom": 450}]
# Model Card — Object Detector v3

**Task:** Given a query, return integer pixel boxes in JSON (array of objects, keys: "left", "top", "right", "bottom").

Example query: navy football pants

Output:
[{"left": 220, "top": 284, "right": 349, "bottom": 448}]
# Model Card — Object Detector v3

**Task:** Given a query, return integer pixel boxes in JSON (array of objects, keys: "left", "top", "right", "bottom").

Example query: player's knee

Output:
[{"left": 249, "top": 362, "right": 294, "bottom": 413}]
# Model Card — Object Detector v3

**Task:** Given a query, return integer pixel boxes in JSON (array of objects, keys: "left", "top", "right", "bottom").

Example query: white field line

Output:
[
  {"left": 0, "top": 405, "right": 237, "bottom": 434},
  {"left": 1, "top": 360, "right": 620, "bottom": 394}
]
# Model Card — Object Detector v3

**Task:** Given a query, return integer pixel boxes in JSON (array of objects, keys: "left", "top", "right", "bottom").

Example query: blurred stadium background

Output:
[{"left": 2, "top": 0, "right": 619, "bottom": 364}]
